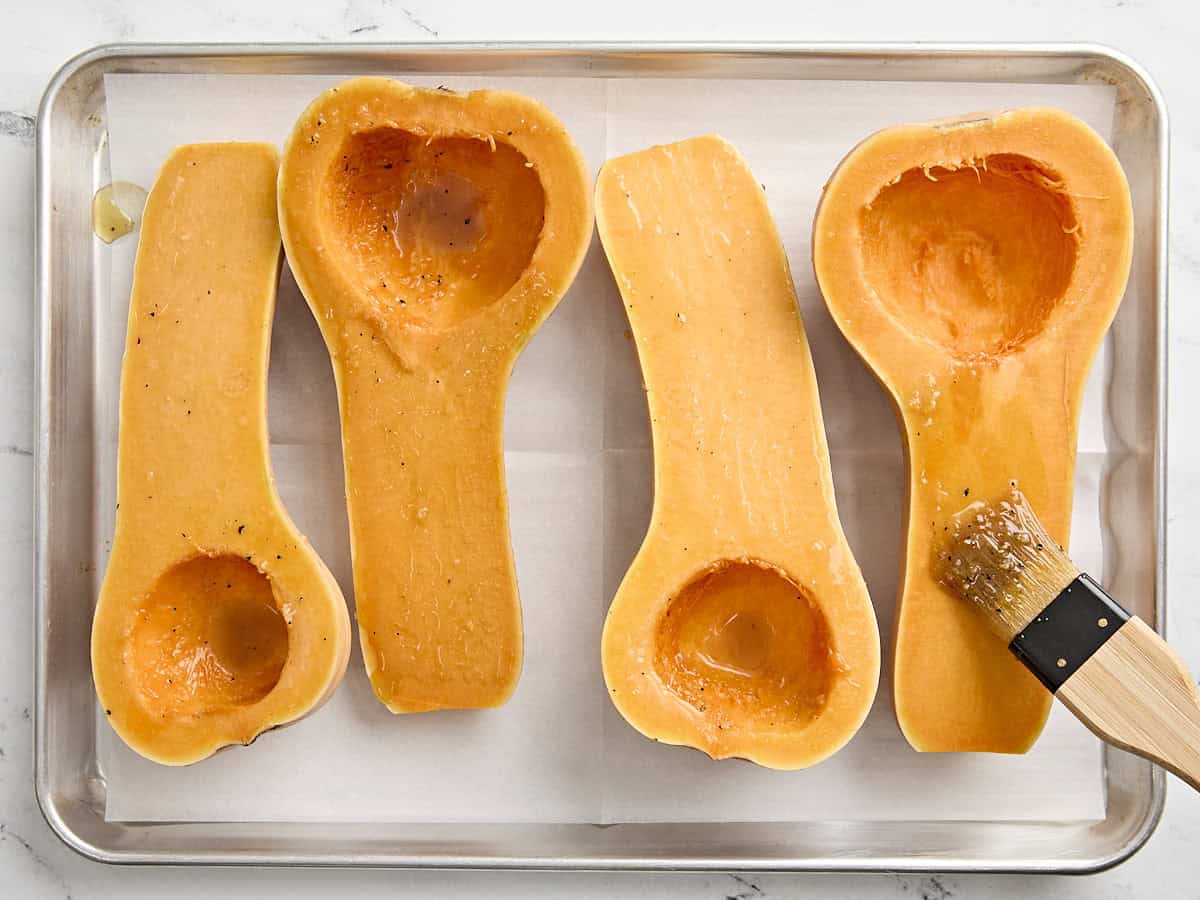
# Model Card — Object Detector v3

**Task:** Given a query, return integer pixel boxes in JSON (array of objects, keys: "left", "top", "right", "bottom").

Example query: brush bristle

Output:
[{"left": 933, "top": 488, "right": 1079, "bottom": 643}]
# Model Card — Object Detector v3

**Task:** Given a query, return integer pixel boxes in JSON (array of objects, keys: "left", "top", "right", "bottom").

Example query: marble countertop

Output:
[{"left": 5, "top": 0, "right": 1200, "bottom": 897}]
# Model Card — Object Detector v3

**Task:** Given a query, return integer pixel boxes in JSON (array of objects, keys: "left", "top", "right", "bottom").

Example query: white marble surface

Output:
[{"left": 4, "top": 0, "right": 1200, "bottom": 897}]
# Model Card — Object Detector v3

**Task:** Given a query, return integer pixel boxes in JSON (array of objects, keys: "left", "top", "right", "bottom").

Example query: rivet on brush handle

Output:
[{"left": 1056, "top": 617, "right": 1200, "bottom": 792}]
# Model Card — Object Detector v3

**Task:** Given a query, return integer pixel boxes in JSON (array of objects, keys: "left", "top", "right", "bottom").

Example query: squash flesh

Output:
[
  {"left": 279, "top": 79, "right": 593, "bottom": 712},
  {"left": 94, "top": 143, "right": 352, "bottom": 765},
  {"left": 813, "top": 108, "right": 1133, "bottom": 752},
  {"left": 597, "top": 135, "right": 880, "bottom": 769}
]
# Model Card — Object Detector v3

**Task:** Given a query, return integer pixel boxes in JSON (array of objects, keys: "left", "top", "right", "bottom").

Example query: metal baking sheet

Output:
[{"left": 35, "top": 42, "right": 1168, "bottom": 871}]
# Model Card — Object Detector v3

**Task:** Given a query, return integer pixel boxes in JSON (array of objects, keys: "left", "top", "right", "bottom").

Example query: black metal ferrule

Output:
[{"left": 1008, "top": 573, "right": 1131, "bottom": 692}]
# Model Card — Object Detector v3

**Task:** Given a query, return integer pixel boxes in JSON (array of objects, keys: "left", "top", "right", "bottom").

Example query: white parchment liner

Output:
[{"left": 97, "top": 73, "right": 1117, "bottom": 823}]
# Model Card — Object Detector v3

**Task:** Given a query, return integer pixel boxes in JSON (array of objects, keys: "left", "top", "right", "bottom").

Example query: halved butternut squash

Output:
[
  {"left": 94, "top": 143, "right": 352, "bottom": 765},
  {"left": 812, "top": 108, "right": 1133, "bottom": 752},
  {"left": 278, "top": 78, "right": 592, "bottom": 712},
  {"left": 597, "top": 135, "right": 880, "bottom": 769}
]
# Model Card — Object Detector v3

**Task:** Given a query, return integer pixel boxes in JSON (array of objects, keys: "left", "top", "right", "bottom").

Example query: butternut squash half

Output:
[
  {"left": 94, "top": 144, "right": 352, "bottom": 765},
  {"left": 597, "top": 136, "right": 880, "bottom": 769},
  {"left": 812, "top": 108, "right": 1133, "bottom": 752},
  {"left": 278, "top": 78, "right": 592, "bottom": 712}
]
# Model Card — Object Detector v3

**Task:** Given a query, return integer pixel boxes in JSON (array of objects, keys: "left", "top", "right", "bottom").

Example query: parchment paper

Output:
[{"left": 97, "top": 72, "right": 1119, "bottom": 823}]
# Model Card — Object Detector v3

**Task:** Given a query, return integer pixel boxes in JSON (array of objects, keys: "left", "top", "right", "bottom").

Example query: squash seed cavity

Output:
[
  {"left": 127, "top": 554, "right": 289, "bottom": 719},
  {"left": 325, "top": 128, "right": 545, "bottom": 331},
  {"left": 859, "top": 153, "right": 1079, "bottom": 360},
  {"left": 655, "top": 559, "right": 836, "bottom": 736}
]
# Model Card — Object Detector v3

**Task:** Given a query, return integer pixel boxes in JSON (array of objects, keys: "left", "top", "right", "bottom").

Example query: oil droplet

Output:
[
  {"left": 93, "top": 181, "right": 148, "bottom": 244},
  {"left": 389, "top": 173, "right": 484, "bottom": 257},
  {"left": 696, "top": 611, "right": 775, "bottom": 678}
]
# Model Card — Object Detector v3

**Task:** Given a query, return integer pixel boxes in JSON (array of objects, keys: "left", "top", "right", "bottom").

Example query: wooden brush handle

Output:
[{"left": 1057, "top": 616, "right": 1200, "bottom": 791}]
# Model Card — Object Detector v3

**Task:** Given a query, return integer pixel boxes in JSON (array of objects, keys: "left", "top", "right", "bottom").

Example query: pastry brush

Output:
[{"left": 936, "top": 489, "right": 1200, "bottom": 791}]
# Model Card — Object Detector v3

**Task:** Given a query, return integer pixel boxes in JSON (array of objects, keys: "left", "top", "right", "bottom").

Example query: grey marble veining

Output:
[{"left": 6, "top": 1, "right": 1200, "bottom": 897}]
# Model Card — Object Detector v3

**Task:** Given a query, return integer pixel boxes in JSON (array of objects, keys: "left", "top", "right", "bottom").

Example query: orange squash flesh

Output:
[
  {"left": 597, "top": 135, "right": 880, "bottom": 769},
  {"left": 93, "top": 144, "right": 352, "bottom": 765},
  {"left": 278, "top": 78, "right": 592, "bottom": 712},
  {"left": 813, "top": 108, "right": 1133, "bottom": 752}
]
